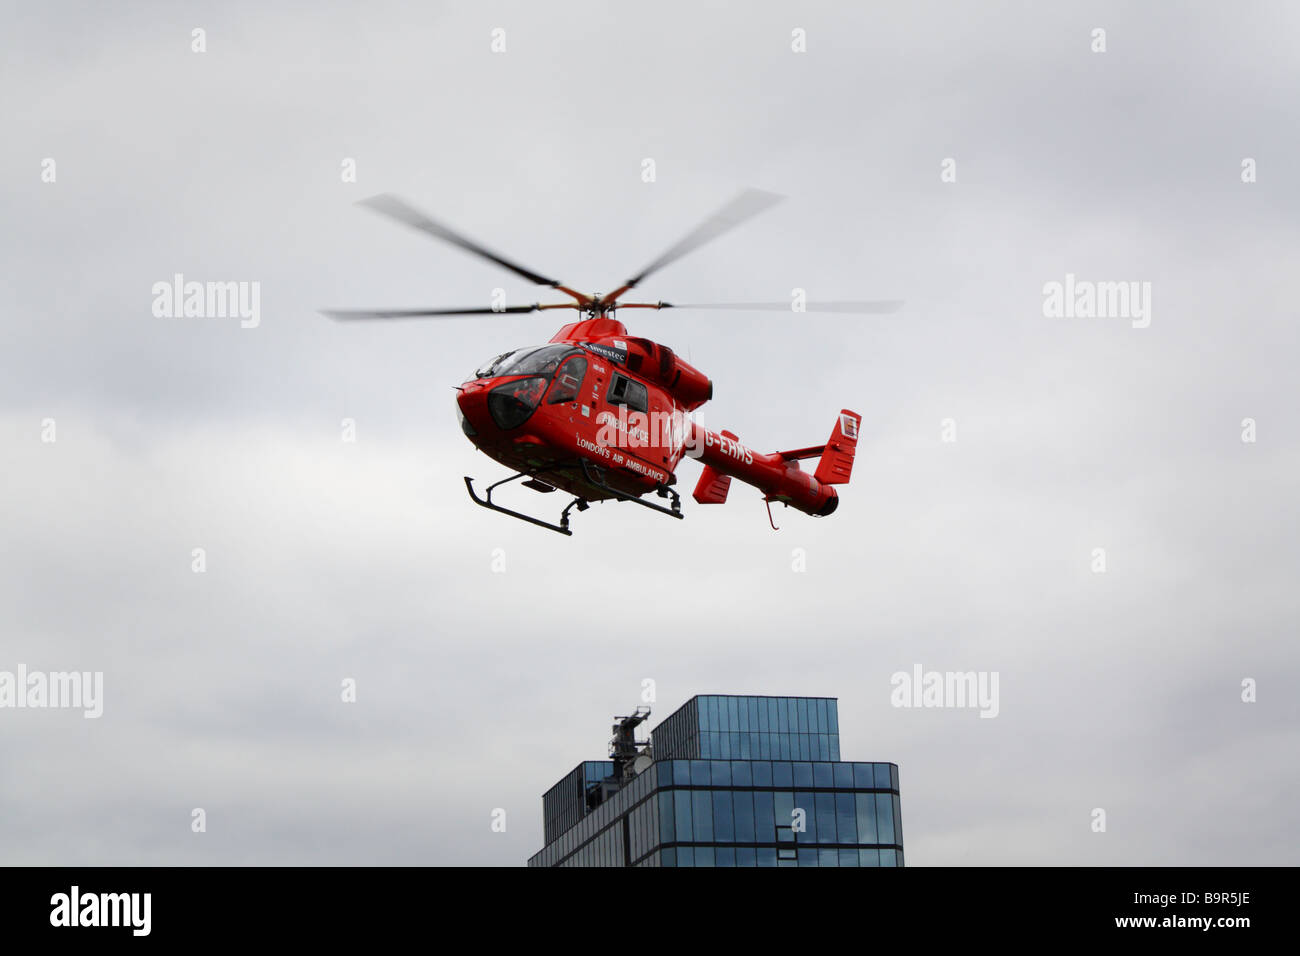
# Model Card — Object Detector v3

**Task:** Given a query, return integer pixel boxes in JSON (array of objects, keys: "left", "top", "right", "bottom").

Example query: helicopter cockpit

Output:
[{"left": 465, "top": 344, "right": 588, "bottom": 432}]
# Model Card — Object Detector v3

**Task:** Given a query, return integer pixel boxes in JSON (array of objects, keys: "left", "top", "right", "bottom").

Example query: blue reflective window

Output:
[
  {"left": 659, "top": 792, "right": 675, "bottom": 843},
  {"left": 736, "top": 847, "right": 756, "bottom": 867},
  {"left": 695, "top": 846, "right": 715, "bottom": 867},
  {"left": 774, "top": 792, "right": 794, "bottom": 838},
  {"left": 715, "top": 847, "right": 735, "bottom": 867},
  {"left": 818, "top": 735, "right": 830, "bottom": 760},
  {"left": 728, "top": 697, "right": 739, "bottom": 731},
  {"left": 831, "top": 737, "right": 840, "bottom": 761},
  {"left": 793, "top": 763, "right": 814, "bottom": 788},
  {"left": 880, "top": 848, "right": 898, "bottom": 867},
  {"left": 833, "top": 763, "right": 854, "bottom": 788},
  {"left": 748, "top": 697, "right": 759, "bottom": 731},
  {"left": 713, "top": 791, "right": 734, "bottom": 842},
  {"left": 796, "top": 698, "right": 807, "bottom": 733},
  {"left": 874, "top": 763, "right": 892, "bottom": 788},
  {"left": 819, "top": 848, "right": 838, "bottom": 866},
  {"left": 677, "top": 846, "right": 693, "bottom": 867},
  {"left": 876, "top": 793, "right": 895, "bottom": 844},
  {"left": 753, "top": 791, "right": 775, "bottom": 842},
  {"left": 675, "top": 789, "right": 693, "bottom": 839},
  {"left": 856, "top": 792, "right": 878, "bottom": 843},
  {"left": 839, "top": 848, "right": 858, "bottom": 867},
  {"left": 709, "top": 696, "right": 721, "bottom": 731},
  {"left": 661, "top": 847, "right": 677, "bottom": 867},
  {"left": 673, "top": 761, "right": 691, "bottom": 786},
  {"left": 738, "top": 698, "right": 749, "bottom": 732},
  {"left": 711, "top": 761, "right": 731, "bottom": 787},
  {"left": 836, "top": 792, "right": 857, "bottom": 843},
  {"left": 893, "top": 794, "right": 903, "bottom": 844},
  {"left": 853, "top": 763, "right": 874, "bottom": 789},
  {"left": 813, "top": 762, "right": 833, "bottom": 788},
  {"left": 829, "top": 702, "right": 839, "bottom": 734},
  {"left": 800, "top": 735, "right": 812, "bottom": 761},
  {"left": 691, "top": 790, "right": 713, "bottom": 842},
  {"left": 815, "top": 792, "right": 837, "bottom": 843},
  {"left": 733, "top": 790, "right": 755, "bottom": 842},
  {"left": 757, "top": 848, "right": 777, "bottom": 867},
  {"left": 731, "top": 761, "right": 752, "bottom": 786},
  {"left": 798, "top": 847, "right": 817, "bottom": 867},
  {"left": 757, "top": 700, "right": 769, "bottom": 732},
  {"left": 752, "top": 761, "right": 772, "bottom": 787},
  {"left": 859, "top": 848, "right": 879, "bottom": 867},
  {"left": 773, "top": 762, "right": 793, "bottom": 788},
  {"left": 740, "top": 733, "right": 752, "bottom": 759},
  {"left": 690, "top": 760, "right": 710, "bottom": 786},
  {"left": 808, "top": 699, "right": 820, "bottom": 734},
  {"left": 891, "top": 764, "right": 900, "bottom": 791}
]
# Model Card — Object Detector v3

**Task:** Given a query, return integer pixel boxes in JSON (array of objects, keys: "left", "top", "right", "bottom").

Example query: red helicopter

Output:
[{"left": 325, "top": 191, "right": 900, "bottom": 535}]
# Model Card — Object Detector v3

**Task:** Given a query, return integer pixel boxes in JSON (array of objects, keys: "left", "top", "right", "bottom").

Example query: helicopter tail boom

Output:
[{"left": 689, "top": 410, "right": 861, "bottom": 518}]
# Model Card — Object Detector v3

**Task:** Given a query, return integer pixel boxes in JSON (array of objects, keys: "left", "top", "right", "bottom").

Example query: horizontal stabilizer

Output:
[
  {"left": 693, "top": 429, "right": 739, "bottom": 504},
  {"left": 693, "top": 466, "right": 732, "bottom": 504}
]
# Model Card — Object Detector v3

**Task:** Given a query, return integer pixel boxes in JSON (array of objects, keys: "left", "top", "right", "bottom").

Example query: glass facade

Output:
[{"left": 529, "top": 695, "right": 902, "bottom": 867}]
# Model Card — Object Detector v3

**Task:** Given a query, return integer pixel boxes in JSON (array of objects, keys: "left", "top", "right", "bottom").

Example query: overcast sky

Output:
[{"left": 2, "top": 0, "right": 1297, "bottom": 866}]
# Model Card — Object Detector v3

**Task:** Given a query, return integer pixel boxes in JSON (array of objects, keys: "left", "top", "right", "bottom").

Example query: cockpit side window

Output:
[{"left": 547, "top": 355, "right": 588, "bottom": 404}]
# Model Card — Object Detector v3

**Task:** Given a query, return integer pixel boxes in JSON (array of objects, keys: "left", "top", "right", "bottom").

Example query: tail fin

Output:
[{"left": 813, "top": 410, "right": 860, "bottom": 485}]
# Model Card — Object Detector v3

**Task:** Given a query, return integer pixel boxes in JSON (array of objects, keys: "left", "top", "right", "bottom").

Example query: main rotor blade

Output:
[
  {"left": 357, "top": 194, "right": 589, "bottom": 303},
  {"left": 604, "top": 189, "right": 785, "bottom": 303},
  {"left": 322, "top": 304, "right": 551, "bottom": 320},
  {"left": 641, "top": 300, "right": 904, "bottom": 314}
]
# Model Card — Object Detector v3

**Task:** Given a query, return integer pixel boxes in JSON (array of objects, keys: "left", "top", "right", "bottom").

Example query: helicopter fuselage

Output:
[{"left": 455, "top": 316, "right": 847, "bottom": 517}]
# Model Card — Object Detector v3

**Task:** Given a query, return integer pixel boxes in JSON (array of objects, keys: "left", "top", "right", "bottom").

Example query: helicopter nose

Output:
[{"left": 456, "top": 383, "right": 490, "bottom": 437}]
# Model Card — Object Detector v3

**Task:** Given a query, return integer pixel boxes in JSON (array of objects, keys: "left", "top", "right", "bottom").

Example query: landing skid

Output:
[
  {"left": 464, "top": 473, "right": 588, "bottom": 536},
  {"left": 464, "top": 462, "right": 684, "bottom": 536}
]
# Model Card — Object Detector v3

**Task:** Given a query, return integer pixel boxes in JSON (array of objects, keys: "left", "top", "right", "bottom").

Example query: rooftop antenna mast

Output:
[{"left": 609, "top": 706, "right": 653, "bottom": 781}]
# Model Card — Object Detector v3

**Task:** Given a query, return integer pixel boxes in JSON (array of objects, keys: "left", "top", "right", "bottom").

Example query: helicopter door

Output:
[{"left": 546, "top": 355, "right": 588, "bottom": 406}]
